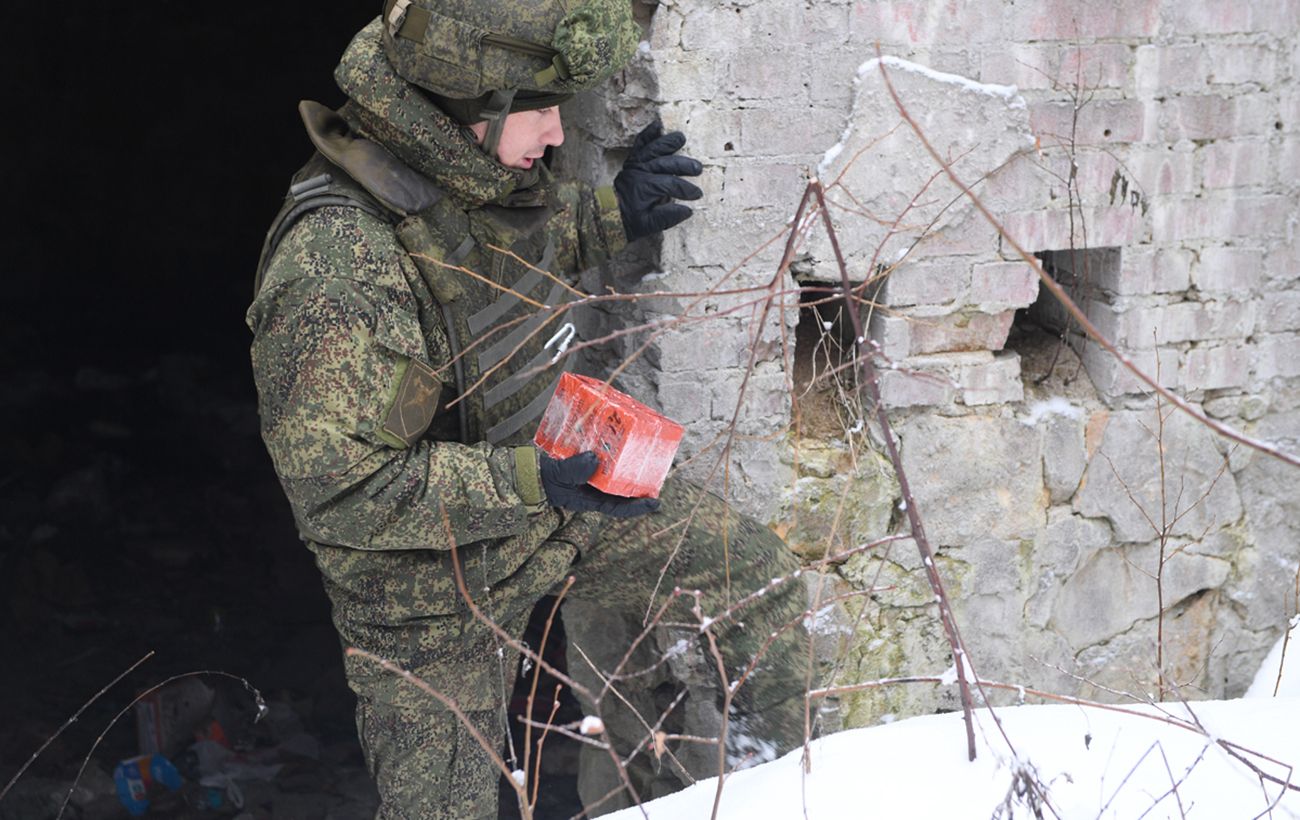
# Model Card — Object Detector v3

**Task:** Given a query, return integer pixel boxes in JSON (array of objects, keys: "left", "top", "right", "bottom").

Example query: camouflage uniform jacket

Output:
[{"left": 247, "top": 21, "right": 626, "bottom": 703}]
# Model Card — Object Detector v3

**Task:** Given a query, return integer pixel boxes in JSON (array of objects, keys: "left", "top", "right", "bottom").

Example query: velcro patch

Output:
[{"left": 382, "top": 358, "right": 441, "bottom": 447}]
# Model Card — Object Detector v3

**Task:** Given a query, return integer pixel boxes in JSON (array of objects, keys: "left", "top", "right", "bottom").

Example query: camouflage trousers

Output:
[{"left": 339, "top": 477, "right": 811, "bottom": 820}]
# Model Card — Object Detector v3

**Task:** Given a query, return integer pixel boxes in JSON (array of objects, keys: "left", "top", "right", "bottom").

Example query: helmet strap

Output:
[{"left": 480, "top": 88, "right": 517, "bottom": 158}]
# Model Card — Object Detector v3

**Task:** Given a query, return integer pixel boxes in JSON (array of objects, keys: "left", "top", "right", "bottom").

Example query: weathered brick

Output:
[
  {"left": 850, "top": 0, "right": 1009, "bottom": 46},
  {"left": 970, "top": 261, "right": 1040, "bottom": 309},
  {"left": 925, "top": 50, "right": 981, "bottom": 80},
  {"left": 1150, "top": 196, "right": 1289, "bottom": 242},
  {"left": 1265, "top": 240, "right": 1300, "bottom": 287},
  {"left": 1085, "top": 206, "right": 1146, "bottom": 248},
  {"left": 1199, "top": 139, "right": 1274, "bottom": 189},
  {"left": 652, "top": 320, "right": 752, "bottom": 372},
  {"left": 878, "top": 367, "right": 957, "bottom": 408},
  {"left": 1159, "top": 94, "right": 1275, "bottom": 142},
  {"left": 738, "top": 106, "right": 842, "bottom": 156},
  {"left": 650, "top": 55, "right": 726, "bottom": 103},
  {"left": 960, "top": 352, "right": 1025, "bottom": 405},
  {"left": 794, "top": 2, "right": 854, "bottom": 45},
  {"left": 881, "top": 259, "right": 972, "bottom": 307},
  {"left": 1057, "top": 43, "right": 1133, "bottom": 91},
  {"left": 1080, "top": 343, "right": 1181, "bottom": 397},
  {"left": 1194, "top": 247, "right": 1265, "bottom": 294},
  {"left": 679, "top": 7, "right": 741, "bottom": 52},
  {"left": 915, "top": 210, "right": 1001, "bottom": 257},
  {"left": 877, "top": 351, "right": 999, "bottom": 407},
  {"left": 1004, "top": 206, "right": 1142, "bottom": 256},
  {"left": 1134, "top": 44, "right": 1207, "bottom": 97},
  {"left": 1161, "top": 300, "right": 1258, "bottom": 343},
  {"left": 729, "top": 3, "right": 808, "bottom": 50},
  {"left": 1281, "top": 137, "right": 1300, "bottom": 180},
  {"left": 647, "top": 3, "right": 683, "bottom": 49},
  {"left": 657, "top": 374, "right": 711, "bottom": 424},
  {"left": 1282, "top": 86, "right": 1300, "bottom": 133},
  {"left": 1071, "top": 149, "right": 1124, "bottom": 198},
  {"left": 710, "top": 366, "right": 790, "bottom": 424},
  {"left": 1030, "top": 99, "right": 1146, "bottom": 146},
  {"left": 970, "top": 157, "right": 1055, "bottom": 214},
  {"left": 809, "top": 49, "right": 872, "bottom": 106},
  {"left": 873, "top": 309, "right": 1016, "bottom": 357},
  {"left": 1255, "top": 333, "right": 1300, "bottom": 379},
  {"left": 1001, "top": 209, "right": 1081, "bottom": 253},
  {"left": 663, "top": 102, "right": 741, "bottom": 161},
  {"left": 979, "top": 44, "right": 1053, "bottom": 91},
  {"left": 1182, "top": 344, "right": 1251, "bottom": 391},
  {"left": 728, "top": 48, "right": 809, "bottom": 102},
  {"left": 1259, "top": 292, "right": 1300, "bottom": 333},
  {"left": 1100, "top": 247, "right": 1192, "bottom": 296},
  {"left": 1203, "top": 43, "right": 1280, "bottom": 87},
  {"left": 1248, "top": 0, "right": 1300, "bottom": 32},
  {"left": 1162, "top": 3, "right": 1253, "bottom": 35},
  {"left": 722, "top": 161, "right": 807, "bottom": 214},
  {"left": 1130, "top": 144, "right": 1197, "bottom": 196},
  {"left": 870, "top": 313, "right": 913, "bottom": 361},
  {"left": 1015, "top": 0, "right": 1159, "bottom": 40},
  {"left": 1089, "top": 299, "right": 1257, "bottom": 346}
]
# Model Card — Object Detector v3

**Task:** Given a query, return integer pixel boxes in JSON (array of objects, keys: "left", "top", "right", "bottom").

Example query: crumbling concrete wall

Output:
[{"left": 564, "top": 0, "right": 1300, "bottom": 726}]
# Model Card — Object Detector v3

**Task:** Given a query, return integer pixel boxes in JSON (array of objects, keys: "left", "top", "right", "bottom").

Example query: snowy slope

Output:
[{"left": 608, "top": 697, "right": 1300, "bottom": 819}]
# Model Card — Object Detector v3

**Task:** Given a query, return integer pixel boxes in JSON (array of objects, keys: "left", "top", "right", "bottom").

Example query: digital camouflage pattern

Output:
[
  {"left": 382, "top": 0, "right": 640, "bottom": 99},
  {"left": 248, "top": 18, "right": 810, "bottom": 820}
]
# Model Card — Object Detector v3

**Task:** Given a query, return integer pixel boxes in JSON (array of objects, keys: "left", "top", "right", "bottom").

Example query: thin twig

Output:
[
  {"left": 347, "top": 648, "right": 530, "bottom": 814},
  {"left": 56, "top": 668, "right": 267, "bottom": 819},
  {"left": 873, "top": 46, "right": 1300, "bottom": 471},
  {"left": 808, "top": 178, "right": 980, "bottom": 761},
  {"left": 1, "top": 652, "right": 154, "bottom": 803}
]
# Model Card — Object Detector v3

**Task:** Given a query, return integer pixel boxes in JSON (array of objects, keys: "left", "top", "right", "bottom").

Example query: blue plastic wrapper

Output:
[{"left": 113, "top": 754, "right": 182, "bottom": 816}]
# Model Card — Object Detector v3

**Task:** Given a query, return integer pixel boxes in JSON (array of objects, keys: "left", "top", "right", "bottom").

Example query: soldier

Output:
[{"left": 247, "top": 1, "right": 813, "bottom": 817}]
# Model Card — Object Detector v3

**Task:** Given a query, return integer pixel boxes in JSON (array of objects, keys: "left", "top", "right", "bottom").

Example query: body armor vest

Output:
[{"left": 256, "top": 107, "right": 577, "bottom": 449}]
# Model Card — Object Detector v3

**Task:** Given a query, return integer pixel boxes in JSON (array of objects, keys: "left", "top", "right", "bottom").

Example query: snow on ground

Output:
[
  {"left": 609, "top": 696, "right": 1300, "bottom": 819},
  {"left": 1246, "top": 617, "right": 1300, "bottom": 698}
]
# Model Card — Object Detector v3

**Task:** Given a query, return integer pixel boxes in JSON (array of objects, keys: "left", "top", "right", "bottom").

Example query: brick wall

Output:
[{"left": 564, "top": 0, "right": 1300, "bottom": 719}]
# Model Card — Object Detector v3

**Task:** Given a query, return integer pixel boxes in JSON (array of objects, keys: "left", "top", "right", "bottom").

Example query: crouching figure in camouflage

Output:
[{"left": 248, "top": 1, "right": 813, "bottom": 816}]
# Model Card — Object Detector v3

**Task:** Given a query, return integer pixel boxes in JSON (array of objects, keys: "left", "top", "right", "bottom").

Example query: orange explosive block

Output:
[{"left": 534, "top": 373, "right": 684, "bottom": 498}]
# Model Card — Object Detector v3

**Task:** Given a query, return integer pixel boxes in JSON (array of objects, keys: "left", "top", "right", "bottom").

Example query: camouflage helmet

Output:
[{"left": 381, "top": 0, "right": 640, "bottom": 100}]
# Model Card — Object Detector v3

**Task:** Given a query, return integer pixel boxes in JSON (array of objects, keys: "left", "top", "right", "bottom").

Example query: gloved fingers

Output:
[
  {"left": 634, "top": 130, "right": 688, "bottom": 163},
  {"left": 641, "top": 154, "right": 703, "bottom": 177},
  {"left": 609, "top": 497, "right": 661, "bottom": 518},
  {"left": 543, "top": 451, "right": 600, "bottom": 487},
  {"left": 574, "top": 485, "right": 661, "bottom": 518},
  {"left": 631, "top": 118, "right": 665, "bottom": 156},
  {"left": 644, "top": 174, "right": 704, "bottom": 202},
  {"left": 647, "top": 203, "right": 695, "bottom": 234}
]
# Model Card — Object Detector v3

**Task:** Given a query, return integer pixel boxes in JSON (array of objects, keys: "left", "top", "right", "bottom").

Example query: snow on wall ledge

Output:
[{"left": 563, "top": 0, "right": 1300, "bottom": 732}]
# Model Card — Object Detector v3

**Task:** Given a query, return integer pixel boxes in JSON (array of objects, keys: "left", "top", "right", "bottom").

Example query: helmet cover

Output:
[{"left": 382, "top": 0, "right": 639, "bottom": 100}]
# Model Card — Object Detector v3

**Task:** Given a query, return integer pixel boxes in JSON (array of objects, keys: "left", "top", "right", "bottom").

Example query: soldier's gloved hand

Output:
[
  {"left": 614, "top": 119, "right": 704, "bottom": 242},
  {"left": 540, "top": 452, "right": 660, "bottom": 518}
]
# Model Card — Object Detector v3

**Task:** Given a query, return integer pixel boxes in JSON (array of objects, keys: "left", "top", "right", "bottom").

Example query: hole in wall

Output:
[
  {"left": 792, "top": 281, "right": 866, "bottom": 438},
  {"left": 1009, "top": 247, "right": 1121, "bottom": 386}
]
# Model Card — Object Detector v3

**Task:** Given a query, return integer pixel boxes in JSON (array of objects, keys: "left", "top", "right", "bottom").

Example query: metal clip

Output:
[{"left": 387, "top": 0, "right": 412, "bottom": 38}]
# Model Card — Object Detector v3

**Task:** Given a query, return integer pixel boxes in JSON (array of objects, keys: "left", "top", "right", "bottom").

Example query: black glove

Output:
[
  {"left": 540, "top": 452, "right": 660, "bottom": 518},
  {"left": 614, "top": 119, "right": 704, "bottom": 242}
]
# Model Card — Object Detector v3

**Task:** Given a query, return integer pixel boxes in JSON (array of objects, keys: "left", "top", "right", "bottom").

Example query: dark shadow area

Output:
[
  {"left": 1, "top": 5, "right": 381, "bottom": 817},
  {"left": 4, "top": 6, "right": 595, "bottom": 816}
]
